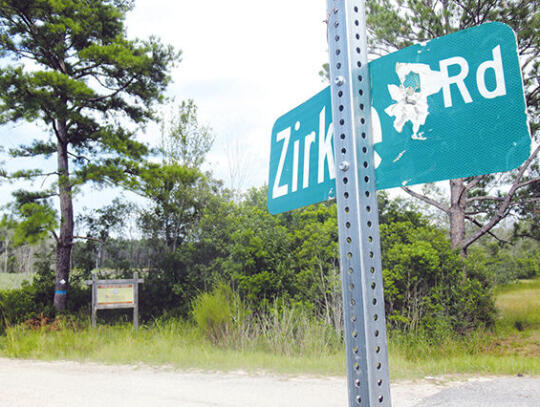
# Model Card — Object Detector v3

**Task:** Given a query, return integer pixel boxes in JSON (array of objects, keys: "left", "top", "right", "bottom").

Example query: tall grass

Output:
[
  {"left": 495, "top": 278, "right": 540, "bottom": 332},
  {"left": 190, "top": 284, "right": 343, "bottom": 356},
  {"left": 1, "top": 277, "right": 538, "bottom": 378},
  {"left": 0, "top": 273, "right": 34, "bottom": 290},
  {"left": 0, "top": 317, "right": 345, "bottom": 375}
]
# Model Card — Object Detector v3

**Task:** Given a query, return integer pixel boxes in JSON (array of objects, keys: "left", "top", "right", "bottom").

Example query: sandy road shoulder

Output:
[{"left": 0, "top": 358, "right": 537, "bottom": 407}]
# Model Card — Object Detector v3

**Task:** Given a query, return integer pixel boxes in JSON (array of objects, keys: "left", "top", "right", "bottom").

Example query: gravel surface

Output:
[
  {"left": 414, "top": 376, "right": 540, "bottom": 407},
  {"left": 0, "top": 358, "right": 538, "bottom": 407}
]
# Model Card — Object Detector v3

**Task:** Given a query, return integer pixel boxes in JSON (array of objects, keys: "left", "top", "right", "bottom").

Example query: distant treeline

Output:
[{"left": 2, "top": 186, "right": 537, "bottom": 337}]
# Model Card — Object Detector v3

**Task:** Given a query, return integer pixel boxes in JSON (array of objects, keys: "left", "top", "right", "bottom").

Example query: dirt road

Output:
[{"left": 0, "top": 358, "right": 538, "bottom": 406}]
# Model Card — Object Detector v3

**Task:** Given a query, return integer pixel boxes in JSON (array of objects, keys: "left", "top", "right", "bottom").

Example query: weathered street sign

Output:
[
  {"left": 269, "top": 88, "right": 336, "bottom": 214},
  {"left": 268, "top": 22, "right": 530, "bottom": 214}
]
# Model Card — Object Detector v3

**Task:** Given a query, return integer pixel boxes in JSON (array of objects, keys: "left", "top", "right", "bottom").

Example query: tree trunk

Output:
[
  {"left": 53, "top": 121, "right": 73, "bottom": 312},
  {"left": 449, "top": 179, "right": 467, "bottom": 256},
  {"left": 3, "top": 235, "right": 9, "bottom": 273}
]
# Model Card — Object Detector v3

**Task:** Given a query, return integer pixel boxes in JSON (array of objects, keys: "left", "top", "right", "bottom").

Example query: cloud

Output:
[{"left": 1, "top": 0, "right": 330, "bottom": 212}]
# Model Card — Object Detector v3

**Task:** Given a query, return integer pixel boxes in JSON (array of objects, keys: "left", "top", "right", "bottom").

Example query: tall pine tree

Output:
[{"left": 0, "top": 0, "right": 180, "bottom": 310}]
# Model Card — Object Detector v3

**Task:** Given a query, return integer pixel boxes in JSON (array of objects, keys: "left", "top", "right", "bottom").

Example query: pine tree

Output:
[{"left": 0, "top": 0, "right": 180, "bottom": 310}]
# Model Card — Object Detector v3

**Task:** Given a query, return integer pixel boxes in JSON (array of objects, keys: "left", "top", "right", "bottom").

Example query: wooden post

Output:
[
  {"left": 86, "top": 274, "right": 143, "bottom": 330},
  {"left": 133, "top": 271, "right": 139, "bottom": 331},
  {"left": 91, "top": 273, "right": 97, "bottom": 328}
]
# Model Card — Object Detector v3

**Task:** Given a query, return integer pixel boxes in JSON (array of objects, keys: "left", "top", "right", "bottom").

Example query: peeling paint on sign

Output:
[
  {"left": 384, "top": 62, "right": 444, "bottom": 140},
  {"left": 268, "top": 23, "right": 531, "bottom": 215}
]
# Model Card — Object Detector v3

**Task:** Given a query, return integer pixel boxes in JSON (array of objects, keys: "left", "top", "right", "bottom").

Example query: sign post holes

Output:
[
  {"left": 269, "top": 3, "right": 530, "bottom": 406},
  {"left": 86, "top": 272, "right": 144, "bottom": 331},
  {"left": 326, "top": 1, "right": 391, "bottom": 406}
]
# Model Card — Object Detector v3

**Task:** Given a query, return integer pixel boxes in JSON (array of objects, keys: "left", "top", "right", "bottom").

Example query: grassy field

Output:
[
  {"left": 0, "top": 273, "right": 34, "bottom": 290},
  {"left": 495, "top": 278, "right": 540, "bottom": 332},
  {"left": 1, "top": 277, "right": 539, "bottom": 378}
]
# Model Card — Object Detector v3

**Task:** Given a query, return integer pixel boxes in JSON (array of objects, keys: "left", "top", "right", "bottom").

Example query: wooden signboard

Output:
[{"left": 85, "top": 272, "right": 144, "bottom": 330}]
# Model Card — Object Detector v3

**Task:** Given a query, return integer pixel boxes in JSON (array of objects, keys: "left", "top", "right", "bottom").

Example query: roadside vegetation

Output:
[
  {"left": 1, "top": 276, "right": 538, "bottom": 378},
  {"left": 0, "top": 0, "right": 539, "bottom": 382}
]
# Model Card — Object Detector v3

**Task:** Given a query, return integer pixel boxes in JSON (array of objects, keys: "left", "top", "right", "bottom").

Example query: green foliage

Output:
[
  {"left": 224, "top": 201, "right": 295, "bottom": 304},
  {"left": 0, "top": 273, "right": 33, "bottom": 290},
  {"left": 10, "top": 203, "right": 57, "bottom": 246},
  {"left": 0, "top": 247, "right": 89, "bottom": 333},
  {"left": 136, "top": 170, "right": 224, "bottom": 318},
  {"left": 381, "top": 221, "right": 496, "bottom": 334},
  {"left": 191, "top": 283, "right": 238, "bottom": 344},
  {"left": 0, "top": 251, "right": 55, "bottom": 333},
  {"left": 0, "top": 0, "right": 180, "bottom": 309},
  {"left": 467, "top": 239, "right": 540, "bottom": 285},
  {"left": 138, "top": 163, "right": 204, "bottom": 251},
  {"left": 160, "top": 100, "right": 215, "bottom": 168},
  {"left": 187, "top": 186, "right": 497, "bottom": 336}
]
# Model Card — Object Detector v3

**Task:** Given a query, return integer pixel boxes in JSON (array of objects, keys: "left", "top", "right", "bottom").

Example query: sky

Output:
[
  {"left": 124, "top": 0, "right": 331, "bottom": 189},
  {"left": 0, "top": 0, "right": 331, "bottom": 213}
]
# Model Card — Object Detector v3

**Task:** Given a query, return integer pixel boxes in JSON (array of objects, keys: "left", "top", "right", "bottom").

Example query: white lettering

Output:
[
  {"left": 371, "top": 107, "right": 383, "bottom": 169},
  {"left": 439, "top": 56, "right": 472, "bottom": 107},
  {"left": 272, "top": 128, "right": 290, "bottom": 199},
  {"left": 318, "top": 107, "right": 335, "bottom": 184},
  {"left": 292, "top": 139, "right": 300, "bottom": 192},
  {"left": 303, "top": 131, "right": 315, "bottom": 189},
  {"left": 476, "top": 45, "right": 506, "bottom": 99}
]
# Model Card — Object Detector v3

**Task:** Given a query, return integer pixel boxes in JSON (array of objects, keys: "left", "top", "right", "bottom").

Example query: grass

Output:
[
  {"left": 495, "top": 278, "right": 540, "bottom": 333},
  {"left": 0, "top": 272, "right": 34, "bottom": 290},
  {"left": 0, "top": 319, "right": 345, "bottom": 375},
  {"left": 0, "top": 277, "right": 539, "bottom": 378}
]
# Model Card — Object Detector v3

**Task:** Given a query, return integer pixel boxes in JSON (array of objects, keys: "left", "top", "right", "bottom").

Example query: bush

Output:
[
  {"left": 191, "top": 283, "right": 237, "bottom": 344},
  {"left": 0, "top": 249, "right": 91, "bottom": 334},
  {"left": 381, "top": 221, "right": 496, "bottom": 336}
]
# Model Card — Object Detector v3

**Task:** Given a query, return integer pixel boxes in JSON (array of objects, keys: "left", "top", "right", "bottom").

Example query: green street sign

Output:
[{"left": 267, "top": 22, "right": 531, "bottom": 214}]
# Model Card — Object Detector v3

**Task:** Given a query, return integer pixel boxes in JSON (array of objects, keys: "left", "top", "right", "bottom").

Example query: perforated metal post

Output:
[{"left": 326, "top": 1, "right": 391, "bottom": 406}]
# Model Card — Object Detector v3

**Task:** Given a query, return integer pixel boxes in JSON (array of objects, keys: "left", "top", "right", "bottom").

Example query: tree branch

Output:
[
  {"left": 9, "top": 171, "right": 60, "bottom": 179},
  {"left": 67, "top": 151, "right": 90, "bottom": 162},
  {"left": 465, "top": 215, "right": 510, "bottom": 245},
  {"left": 463, "top": 175, "right": 485, "bottom": 192},
  {"left": 461, "top": 143, "right": 540, "bottom": 251},
  {"left": 51, "top": 230, "right": 59, "bottom": 244},
  {"left": 515, "top": 176, "right": 540, "bottom": 190},
  {"left": 401, "top": 186, "right": 450, "bottom": 214},
  {"left": 88, "top": 75, "right": 136, "bottom": 103},
  {"left": 466, "top": 195, "right": 506, "bottom": 203},
  {"left": 458, "top": 175, "right": 485, "bottom": 204},
  {"left": 73, "top": 235, "right": 103, "bottom": 244}
]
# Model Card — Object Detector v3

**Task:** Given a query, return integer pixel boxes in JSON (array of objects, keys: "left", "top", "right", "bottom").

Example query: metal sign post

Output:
[{"left": 326, "top": 1, "right": 391, "bottom": 406}]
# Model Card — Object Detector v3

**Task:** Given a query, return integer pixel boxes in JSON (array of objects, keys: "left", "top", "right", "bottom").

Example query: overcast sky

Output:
[
  {"left": 0, "top": 0, "right": 330, "bottom": 212},
  {"left": 126, "top": 0, "right": 330, "bottom": 190}
]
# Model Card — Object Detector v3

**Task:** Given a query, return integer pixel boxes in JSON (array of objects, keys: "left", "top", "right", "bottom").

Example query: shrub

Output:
[
  {"left": 381, "top": 221, "right": 496, "bottom": 336},
  {"left": 0, "top": 249, "right": 91, "bottom": 334},
  {"left": 191, "top": 283, "right": 237, "bottom": 344}
]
